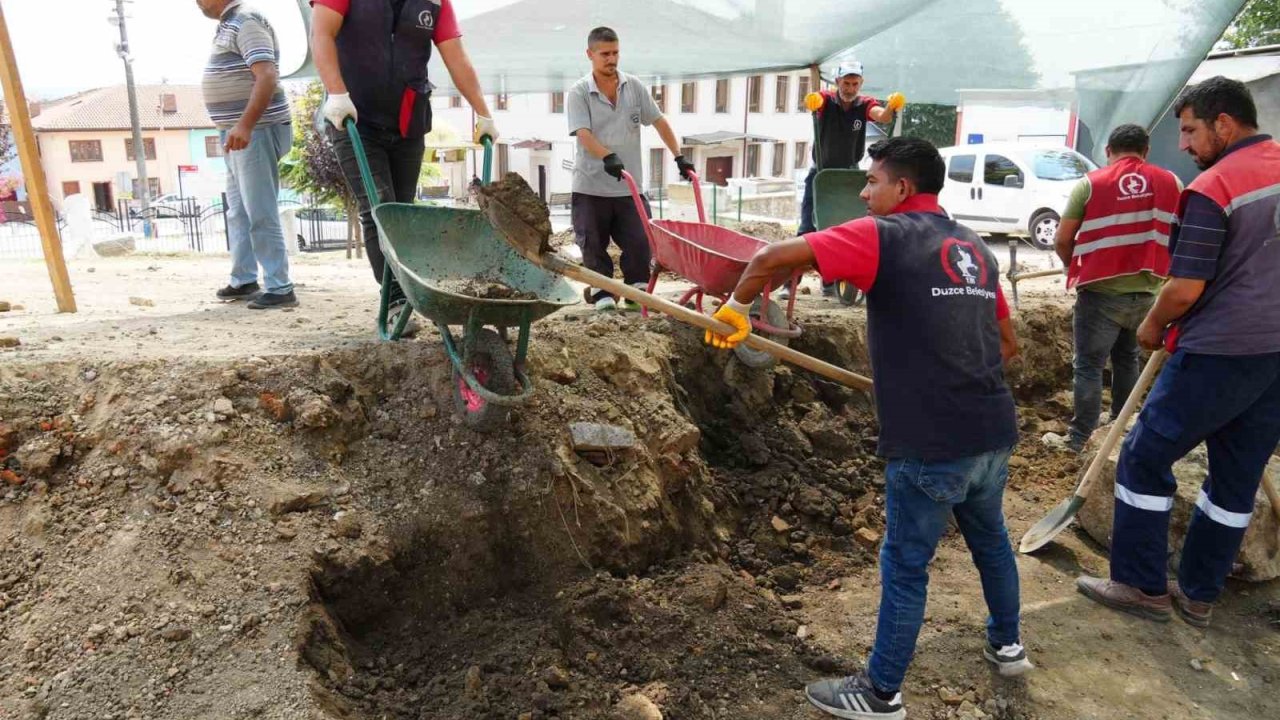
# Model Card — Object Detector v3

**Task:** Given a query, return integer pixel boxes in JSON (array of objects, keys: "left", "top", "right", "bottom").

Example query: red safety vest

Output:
[{"left": 1067, "top": 157, "right": 1180, "bottom": 289}]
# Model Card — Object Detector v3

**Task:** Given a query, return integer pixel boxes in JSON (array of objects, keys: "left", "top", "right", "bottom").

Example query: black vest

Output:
[
  {"left": 337, "top": 0, "right": 440, "bottom": 137},
  {"left": 812, "top": 93, "right": 875, "bottom": 170},
  {"left": 865, "top": 210, "right": 1017, "bottom": 460}
]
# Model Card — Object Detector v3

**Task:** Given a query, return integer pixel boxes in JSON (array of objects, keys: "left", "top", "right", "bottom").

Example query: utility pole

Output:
[{"left": 110, "top": 0, "right": 150, "bottom": 232}]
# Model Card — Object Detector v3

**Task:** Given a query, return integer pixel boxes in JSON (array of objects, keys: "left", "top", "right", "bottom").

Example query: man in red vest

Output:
[
  {"left": 1043, "top": 124, "right": 1181, "bottom": 453},
  {"left": 1077, "top": 77, "right": 1280, "bottom": 627}
]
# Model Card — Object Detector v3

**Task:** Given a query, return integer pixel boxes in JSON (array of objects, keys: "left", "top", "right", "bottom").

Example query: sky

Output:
[{"left": 4, "top": 0, "right": 1239, "bottom": 99}]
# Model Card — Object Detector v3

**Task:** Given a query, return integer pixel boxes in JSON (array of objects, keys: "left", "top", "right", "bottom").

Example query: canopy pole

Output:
[{"left": 0, "top": 0, "right": 76, "bottom": 313}]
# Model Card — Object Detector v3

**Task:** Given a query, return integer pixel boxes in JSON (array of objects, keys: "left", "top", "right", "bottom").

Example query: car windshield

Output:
[{"left": 1023, "top": 150, "right": 1094, "bottom": 181}]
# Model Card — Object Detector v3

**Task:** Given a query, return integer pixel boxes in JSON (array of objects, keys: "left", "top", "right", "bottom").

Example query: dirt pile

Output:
[
  {"left": 0, "top": 300, "right": 1077, "bottom": 720},
  {"left": 434, "top": 278, "right": 539, "bottom": 301}
]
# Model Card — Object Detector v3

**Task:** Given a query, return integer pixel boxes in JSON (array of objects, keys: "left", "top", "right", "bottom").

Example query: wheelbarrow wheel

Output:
[
  {"left": 836, "top": 280, "right": 864, "bottom": 306},
  {"left": 733, "top": 297, "right": 789, "bottom": 369},
  {"left": 452, "top": 328, "right": 517, "bottom": 433}
]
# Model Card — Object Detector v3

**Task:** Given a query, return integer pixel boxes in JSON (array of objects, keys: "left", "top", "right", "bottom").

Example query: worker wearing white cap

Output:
[{"left": 798, "top": 62, "right": 905, "bottom": 296}]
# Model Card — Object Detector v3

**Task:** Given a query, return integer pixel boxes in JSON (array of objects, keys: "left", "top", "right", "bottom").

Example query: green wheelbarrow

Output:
[
  {"left": 812, "top": 168, "right": 869, "bottom": 306},
  {"left": 345, "top": 119, "right": 579, "bottom": 431}
]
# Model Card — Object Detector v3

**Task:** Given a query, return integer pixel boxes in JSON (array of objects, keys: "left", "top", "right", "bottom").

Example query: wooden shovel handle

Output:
[
  {"left": 1075, "top": 349, "right": 1167, "bottom": 500},
  {"left": 543, "top": 253, "right": 874, "bottom": 391}
]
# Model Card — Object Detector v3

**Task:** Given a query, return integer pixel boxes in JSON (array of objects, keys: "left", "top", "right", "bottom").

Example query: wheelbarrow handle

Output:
[
  {"left": 621, "top": 170, "right": 659, "bottom": 251},
  {"left": 345, "top": 119, "right": 497, "bottom": 202}
]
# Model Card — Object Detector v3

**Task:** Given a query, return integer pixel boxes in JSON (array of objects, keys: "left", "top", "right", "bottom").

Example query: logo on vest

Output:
[
  {"left": 631, "top": 112, "right": 641, "bottom": 125},
  {"left": 418, "top": 11, "right": 435, "bottom": 31},
  {"left": 852, "top": 119, "right": 864, "bottom": 131},
  {"left": 1118, "top": 172, "right": 1151, "bottom": 200},
  {"left": 932, "top": 238, "right": 996, "bottom": 300}
]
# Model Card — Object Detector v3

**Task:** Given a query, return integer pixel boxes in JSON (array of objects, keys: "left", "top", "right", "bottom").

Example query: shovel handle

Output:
[
  {"left": 542, "top": 253, "right": 873, "bottom": 391},
  {"left": 1075, "top": 349, "right": 1167, "bottom": 500}
]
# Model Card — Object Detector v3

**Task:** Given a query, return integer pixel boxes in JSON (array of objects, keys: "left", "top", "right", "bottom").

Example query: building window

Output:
[
  {"left": 771, "top": 142, "right": 786, "bottom": 177},
  {"left": 715, "top": 78, "right": 730, "bottom": 113},
  {"left": 796, "top": 75, "right": 811, "bottom": 112},
  {"left": 61, "top": 181, "right": 81, "bottom": 198},
  {"left": 651, "top": 84, "right": 666, "bottom": 113},
  {"left": 649, "top": 148, "right": 665, "bottom": 189},
  {"left": 948, "top": 154, "right": 976, "bottom": 184},
  {"left": 497, "top": 143, "right": 509, "bottom": 176},
  {"left": 775, "top": 75, "right": 790, "bottom": 113},
  {"left": 450, "top": 95, "right": 463, "bottom": 108},
  {"left": 124, "top": 138, "right": 157, "bottom": 161},
  {"left": 681, "top": 82, "right": 696, "bottom": 113},
  {"left": 494, "top": 93, "right": 509, "bottom": 111},
  {"left": 69, "top": 140, "right": 103, "bottom": 163},
  {"left": 132, "top": 177, "right": 162, "bottom": 198},
  {"left": 795, "top": 141, "right": 809, "bottom": 169},
  {"left": 550, "top": 92, "right": 565, "bottom": 113},
  {"left": 747, "top": 75, "right": 762, "bottom": 113},
  {"left": 205, "top": 136, "right": 224, "bottom": 158},
  {"left": 746, "top": 144, "right": 760, "bottom": 177}
]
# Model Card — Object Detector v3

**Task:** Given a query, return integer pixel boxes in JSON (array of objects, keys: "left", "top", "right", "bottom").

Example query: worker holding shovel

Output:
[
  {"left": 706, "top": 137, "right": 1027, "bottom": 720},
  {"left": 1076, "top": 77, "right": 1280, "bottom": 628}
]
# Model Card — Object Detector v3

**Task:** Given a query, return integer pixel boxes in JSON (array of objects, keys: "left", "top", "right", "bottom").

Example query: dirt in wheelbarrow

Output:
[{"left": 435, "top": 277, "right": 540, "bottom": 301}]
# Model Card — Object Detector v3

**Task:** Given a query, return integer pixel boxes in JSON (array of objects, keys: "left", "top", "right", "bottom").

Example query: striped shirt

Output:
[{"left": 202, "top": 1, "right": 291, "bottom": 129}]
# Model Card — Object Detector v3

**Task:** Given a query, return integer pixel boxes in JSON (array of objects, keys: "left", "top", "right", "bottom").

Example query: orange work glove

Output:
[
  {"left": 804, "top": 91, "right": 825, "bottom": 112},
  {"left": 886, "top": 92, "right": 907, "bottom": 112},
  {"left": 704, "top": 298, "right": 752, "bottom": 349}
]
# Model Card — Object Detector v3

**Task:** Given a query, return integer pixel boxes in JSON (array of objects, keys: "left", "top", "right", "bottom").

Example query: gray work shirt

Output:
[{"left": 567, "top": 71, "right": 662, "bottom": 197}]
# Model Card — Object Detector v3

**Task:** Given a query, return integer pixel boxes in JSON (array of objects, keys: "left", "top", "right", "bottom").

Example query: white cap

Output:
[{"left": 836, "top": 61, "right": 864, "bottom": 78}]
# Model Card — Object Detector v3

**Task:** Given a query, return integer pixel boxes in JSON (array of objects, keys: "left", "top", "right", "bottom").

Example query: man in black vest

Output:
[
  {"left": 310, "top": 0, "right": 496, "bottom": 329},
  {"left": 707, "top": 138, "right": 1028, "bottom": 719},
  {"left": 797, "top": 63, "right": 904, "bottom": 297}
]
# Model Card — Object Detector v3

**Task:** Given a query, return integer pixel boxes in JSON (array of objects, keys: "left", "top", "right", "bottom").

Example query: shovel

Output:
[
  {"left": 1019, "top": 349, "right": 1168, "bottom": 553},
  {"left": 476, "top": 182, "right": 873, "bottom": 392}
]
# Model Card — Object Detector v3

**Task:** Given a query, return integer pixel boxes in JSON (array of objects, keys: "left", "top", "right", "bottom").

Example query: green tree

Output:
[
  {"left": 280, "top": 82, "right": 349, "bottom": 206},
  {"left": 1223, "top": 0, "right": 1280, "bottom": 48},
  {"left": 899, "top": 104, "right": 958, "bottom": 149}
]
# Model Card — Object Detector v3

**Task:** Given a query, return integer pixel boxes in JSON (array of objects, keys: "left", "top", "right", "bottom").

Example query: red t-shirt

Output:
[
  {"left": 804, "top": 194, "right": 1010, "bottom": 320},
  {"left": 311, "top": 0, "right": 462, "bottom": 43}
]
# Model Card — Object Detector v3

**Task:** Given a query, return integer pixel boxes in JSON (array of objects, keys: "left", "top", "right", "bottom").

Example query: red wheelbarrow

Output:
[{"left": 619, "top": 170, "right": 802, "bottom": 368}]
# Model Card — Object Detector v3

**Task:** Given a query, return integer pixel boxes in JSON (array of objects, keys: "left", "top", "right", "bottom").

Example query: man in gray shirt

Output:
[{"left": 568, "top": 26, "right": 693, "bottom": 311}]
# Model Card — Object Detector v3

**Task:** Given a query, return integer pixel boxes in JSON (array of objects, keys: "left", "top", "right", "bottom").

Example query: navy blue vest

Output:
[
  {"left": 812, "top": 93, "right": 876, "bottom": 170},
  {"left": 865, "top": 210, "right": 1017, "bottom": 460},
  {"left": 337, "top": 0, "right": 440, "bottom": 137}
]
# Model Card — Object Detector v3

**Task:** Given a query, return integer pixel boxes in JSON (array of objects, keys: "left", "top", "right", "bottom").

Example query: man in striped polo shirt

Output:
[
  {"left": 199, "top": 0, "right": 296, "bottom": 309},
  {"left": 1044, "top": 124, "right": 1181, "bottom": 452},
  {"left": 1078, "top": 77, "right": 1280, "bottom": 628}
]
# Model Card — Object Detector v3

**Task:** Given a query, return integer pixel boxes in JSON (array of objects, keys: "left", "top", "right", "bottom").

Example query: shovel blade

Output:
[
  {"left": 1018, "top": 494, "right": 1086, "bottom": 554},
  {"left": 478, "top": 193, "right": 552, "bottom": 261}
]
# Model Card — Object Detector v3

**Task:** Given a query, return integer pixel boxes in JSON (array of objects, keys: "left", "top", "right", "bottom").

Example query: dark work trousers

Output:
[
  {"left": 327, "top": 123, "right": 426, "bottom": 305},
  {"left": 572, "top": 192, "right": 652, "bottom": 303}
]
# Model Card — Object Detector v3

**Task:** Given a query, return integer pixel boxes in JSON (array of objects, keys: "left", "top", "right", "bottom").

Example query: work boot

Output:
[
  {"left": 821, "top": 282, "right": 837, "bottom": 298},
  {"left": 804, "top": 671, "right": 905, "bottom": 719},
  {"left": 247, "top": 290, "right": 298, "bottom": 310},
  {"left": 386, "top": 299, "right": 420, "bottom": 338},
  {"left": 983, "top": 641, "right": 1035, "bottom": 677},
  {"left": 1076, "top": 576, "right": 1171, "bottom": 622},
  {"left": 1169, "top": 581, "right": 1212, "bottom": 628},
  {"left": 216, "top": 281, "right": 260, "bottom": 301}
]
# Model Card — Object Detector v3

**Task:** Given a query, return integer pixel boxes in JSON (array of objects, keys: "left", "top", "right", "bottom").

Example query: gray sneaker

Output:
[
  {"left": 983, "top": 641, "right": 1034, "bottom": 677},
  {"left": 804, "top": 671, "right": 904, "bottom": 719}
]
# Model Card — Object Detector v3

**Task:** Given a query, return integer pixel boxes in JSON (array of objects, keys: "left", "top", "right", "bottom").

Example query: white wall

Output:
[
  {"left": 956, "top": 96, "right": 1073, "bottom": 148},
  {"left": 432, "top": 71, "right": 820, "bottom": 197}
]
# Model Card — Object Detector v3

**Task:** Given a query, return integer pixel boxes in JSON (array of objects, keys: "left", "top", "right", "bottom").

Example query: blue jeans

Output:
[
  {"left": 1069, "top": 289, "right": 1154, "bottom": 446},
  {"left": 224, "top": 123, "right": 293, "bottom": 294},
  {"left": 867, "top": 447, "right": 1021, "bottom": 693},
  {"left": 1112, "top": 350, "right": 1280, "bottom": 601}
]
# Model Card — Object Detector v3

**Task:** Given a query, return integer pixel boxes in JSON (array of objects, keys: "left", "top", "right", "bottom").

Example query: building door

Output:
[
  {"left": 92, "top": 182, "right": 114, "bottom": 213},
  {"left": 537, "top": 165, "right": 547, "bottom": 202},
  {"left": 705, "top": 156, "right": 733, "bottom": 187}
]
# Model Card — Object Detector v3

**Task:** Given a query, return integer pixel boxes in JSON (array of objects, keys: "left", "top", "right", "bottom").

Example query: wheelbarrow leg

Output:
[
  {"left": 376, "top": 261, "right": 413, "bottom": 341},
  {"left": 643, "top": 264, "right": 661, "bottom": 319}
]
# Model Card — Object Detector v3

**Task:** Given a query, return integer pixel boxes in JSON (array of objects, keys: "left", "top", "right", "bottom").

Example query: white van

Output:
[{"left": 938, "top": 143, "right": 1097, "bottom": 249}]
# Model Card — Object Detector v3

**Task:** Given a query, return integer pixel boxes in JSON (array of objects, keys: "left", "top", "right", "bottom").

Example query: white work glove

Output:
[
  {"left": 474, "top": 115, "right": 499, "bottom": 143},
  {"left": 322, "top": 92, "right": 358, "bottom": 129}
]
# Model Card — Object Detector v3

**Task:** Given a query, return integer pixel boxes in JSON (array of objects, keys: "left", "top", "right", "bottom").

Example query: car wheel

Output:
[{"left": 1029, "top": 211, "right": 1059, "bottom": 251}]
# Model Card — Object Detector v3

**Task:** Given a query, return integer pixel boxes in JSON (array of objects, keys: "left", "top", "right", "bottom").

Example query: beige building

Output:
[{"left": 32, "top": 85, "right": 225, "bottom": 213}]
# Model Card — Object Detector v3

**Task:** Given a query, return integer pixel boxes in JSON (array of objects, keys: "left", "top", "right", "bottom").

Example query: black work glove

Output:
[
  {"left": 602, "top": 153, "right": 625, "bottom": 181},
  {"left": 674, "top": 154, "right": 695, "bottom": 181}
]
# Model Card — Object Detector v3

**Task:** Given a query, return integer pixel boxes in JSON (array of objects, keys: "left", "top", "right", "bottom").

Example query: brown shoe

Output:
[
  {"left": 1169, "top": 581, "right": 1212, "bottom": 628},
  {"left": 1076, "top": 576, "right": 1172, "bottom": 622}
]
